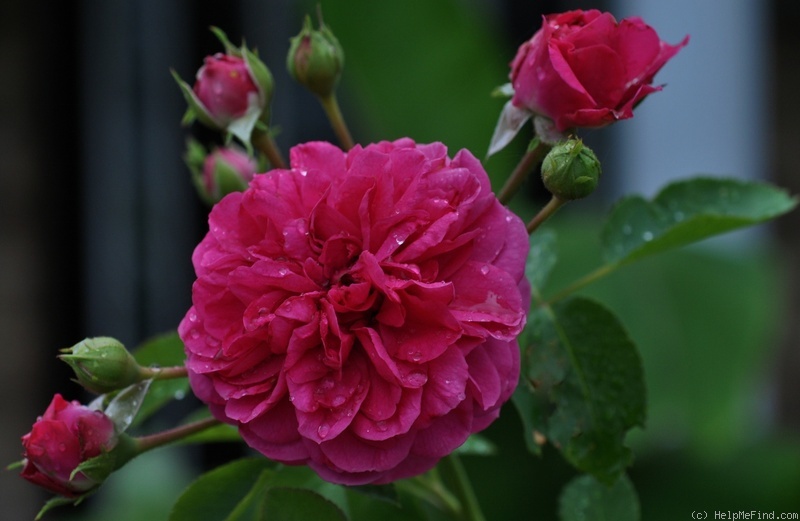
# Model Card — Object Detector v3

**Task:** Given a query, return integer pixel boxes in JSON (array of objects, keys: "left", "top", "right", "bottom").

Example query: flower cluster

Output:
[{"left": 180, "top": 139, "right": 530, "bottom": 484}]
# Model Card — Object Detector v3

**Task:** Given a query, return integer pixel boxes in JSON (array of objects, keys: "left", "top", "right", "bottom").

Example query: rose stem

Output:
[
  {"left": 138, "top": 365, "right": 188, "bottom": 380},
  {"left": 544, "top": 263, "right": 617, "bottom": 305},
  {"left": 439, "top": 454, "right": 487, "bottom": 521},
  {"left": 526, "top": 195, "right": 567, "bottom": 234},
  {"left": 497, "top": 140, "right": 551, "bottom": 205},
  {"left": 318, "top": 93, "right": 355, "bottom": 150},
  {"left": 133, "top": 417, "right": 222, "bottom": 453},
  {"left": 252, "top": 130, "right": 287, "bottom": 169}
]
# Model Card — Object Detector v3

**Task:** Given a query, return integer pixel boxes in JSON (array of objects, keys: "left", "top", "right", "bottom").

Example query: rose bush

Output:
[
  {"left": 179, "top": 138, "right": 530, "bottom": 484},
  {"left": 510, "top": 9, "right": 688, "bottom": 131},
  {"left": 20, "top": 394, "right": 117, "bottom": 497},
  {"left": 193, "top": 54, "right": 261, "bottom": 127}
]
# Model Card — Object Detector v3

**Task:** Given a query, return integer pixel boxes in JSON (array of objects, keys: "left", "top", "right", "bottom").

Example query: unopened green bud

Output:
[
  {"left": 287, "top": 15, "right": 344, "bottom": 98},
  {"left": 60, "top": 337, "right": 142, "bottom": 394},
  {"left": 541, "top": 139, "right": 601, "bottom": 200}
]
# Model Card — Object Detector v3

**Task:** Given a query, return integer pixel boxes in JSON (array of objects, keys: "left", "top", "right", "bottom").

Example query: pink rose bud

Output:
[
  {"left": 173, "top": 28, "right": 275, "bottom": 144},
  {"left": 180, "top": 139, "right": 531, "bottom": 485},
  {"left": 20, "top": 394, "right": 117, "bottom": 497},
  {"left": 193, "top": 54, "right": 260, "bottom": 126},
  {"left": 202, "top": 146, "right": 259, "bottom": 202},
  {"left": 510, "top": 9, "right": 688, "bottom": 131}
]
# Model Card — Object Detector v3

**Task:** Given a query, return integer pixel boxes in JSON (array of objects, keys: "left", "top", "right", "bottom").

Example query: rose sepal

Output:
[
  {"left": 171, "top": 69, "right": 223, "bottom": 130},
  {"left": 287, "top": 14, "right": 345, "bottom": 99}
]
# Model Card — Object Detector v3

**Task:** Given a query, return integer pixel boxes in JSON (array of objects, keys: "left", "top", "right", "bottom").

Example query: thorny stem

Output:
[
  {"left": 318, "top": 93, "right": 355, "bottom": 150},
  {"left": 498, "top": 140, "right": 552, "bottom": 205},
  {"left": 252, "top": 130, "right": 287, "bottom": 169}
]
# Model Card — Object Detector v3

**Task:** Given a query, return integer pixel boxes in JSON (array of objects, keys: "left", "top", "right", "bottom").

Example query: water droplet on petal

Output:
[
  {"left": 480, "top": 265, "right": 490, "bottom": 275},
  {"left": 332, "top": 395, "right": 346, "bottom": 407},
  {"left": 376, "top": 420, "right": 388, "bottom": 432},
  {"left": 318, "top": 423, "right": 330, "bottom": 439},
  {"left": 404, "top": 371, "right": 428, "bottom": 387},
  {"left": 457, "top": 392, "right": 466, "bottom": 401},
  {"left": 408, "top": 351, "right": 422, "bottom": 362}
]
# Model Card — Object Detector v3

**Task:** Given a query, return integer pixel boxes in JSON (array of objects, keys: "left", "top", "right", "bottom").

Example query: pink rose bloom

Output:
[
  {"left": 20, "top": 394, "right": 117, "bottom": 497},
  {"left": 180, "top": 139, "right": 530, "bottom": 485},
  {"left": 193, "top": 54, "right": 260, "bottom": 126},
  {"left": 510, "top": 9, "right": 688, "bottom": 131},
  {"left": 202, "top": 146, "right": 259, "bottom": 200}
]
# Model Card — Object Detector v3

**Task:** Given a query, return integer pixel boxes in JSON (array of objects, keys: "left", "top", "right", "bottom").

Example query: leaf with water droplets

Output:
[
  {"left": 513, "top": 297, "right": 645, "bottom": 484},
  {"left": 602, "top": 177, "right": 797, "bottom": 265},
  {"left": 559, "top": 473, "right": 640, "bottom": 521}
]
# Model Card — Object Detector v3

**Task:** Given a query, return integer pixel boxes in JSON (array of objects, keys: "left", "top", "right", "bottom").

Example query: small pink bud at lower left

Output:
[{"left": 20, "top": 395, "right": 117, "bottom": 497}]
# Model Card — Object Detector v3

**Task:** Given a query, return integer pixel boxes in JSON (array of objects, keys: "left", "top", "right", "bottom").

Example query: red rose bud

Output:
[
  {"left": 172, "top": 28, "right": 274, "bottom": 144},
  {"left": 193, "top": 54, "right": 259, "bottom": 124},
  {"left": 510, "top": 9, "right": 688, "bottom": 131},
  {"left": 59, "top": 337, "right": 142, "bottom": 394},
  {"left": 20, "top": 394, "right": 117, "bottom": 497},
  {"left": 287, "top": 15, "right": 344, "bottom": 98},
  {"left": 541, "top": 139, "right": 601, "bottom": 200},
  {"left": 202, "top": 146, "right": 259, "bottom": 202}
]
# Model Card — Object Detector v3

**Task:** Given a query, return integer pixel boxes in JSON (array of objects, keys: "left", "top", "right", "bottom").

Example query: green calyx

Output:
[
  {"left": 59, "top": 337, "right": 143, "bottom": 394},
  {"left": 541, "top": 139, "right": 602, "bottom": 200},
  {"left": 287, "top": 15, "right": 344, "bottom": 99}
]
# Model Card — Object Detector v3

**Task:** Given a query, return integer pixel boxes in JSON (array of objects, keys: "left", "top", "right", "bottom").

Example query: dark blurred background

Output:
[{"left": 2, "top": 0, "right": 799, "bottom": 519}]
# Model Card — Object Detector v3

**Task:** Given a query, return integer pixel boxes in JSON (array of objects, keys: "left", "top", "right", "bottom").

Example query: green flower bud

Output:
[
  {"left": 287, "top": 15, "right": 344, "bottom": 98},
  {"left": 59, "top": 337, "right": 142, "bottom": 394},
  {"left": 541, "top": 139, "right": 601, "bottom": 200}
]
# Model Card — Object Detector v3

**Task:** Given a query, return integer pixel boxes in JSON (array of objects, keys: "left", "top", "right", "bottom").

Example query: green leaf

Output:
[
  {"left": 515, "top": 297, "right": 645, "bottom": 483},
  {"left": 602, "top": 177, "right": 797, "bottom": 266},
  {"left": 349, "top": 483, "right": 400, "bottom": 507},
  {"left": 132, "top": 331, "right": 190, "bottom": 426},
  {"left": 527, "top": 228, "right": 558, "bottom": 299},
  {"left": 263, "top": 487, "right": 347, "bottom": 521},
  {"left": 559, "top": 474, "right": 640, "bottom": 521},
  {"left": 454, "top": 433, "right": 497, "bottom": 456},
  {"left": 169, "top": 458, "right": 273, "bottom": 521}
]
